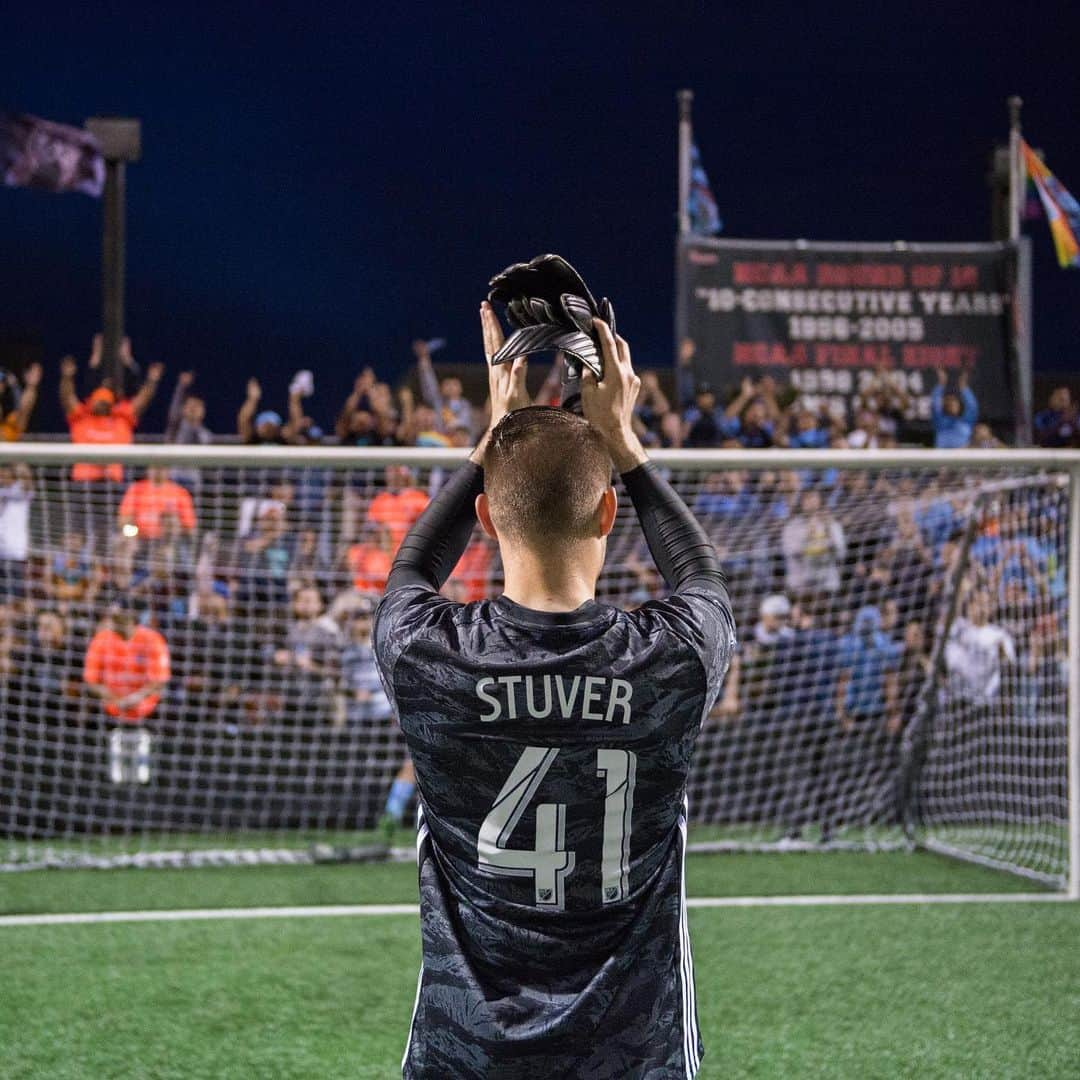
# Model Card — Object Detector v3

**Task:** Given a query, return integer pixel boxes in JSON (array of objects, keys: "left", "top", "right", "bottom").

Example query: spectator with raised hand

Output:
[
  {"left": 414, "top": 338, "right": 473, "bottom": 433},
  {"left": 931, "top": 368, "right": 978, "bottom": 449},
  {"left": 1033, "top": 386, "right": 1078, "bottom": 448},
  {"left": 237, "top": 378, "right": 287, "bottom": 445},
  {"left": 0, "top": 362, "right": 42, "bottom": 442},
  {"left": 165, "top": 371, "right": 211, "bottom": 445},
  {"left": 336, "top": 368, "right": 379, "bottom": 444},
  {"left": 682, "top": 382, "right": 732, "bottom": 447},
  {"left": 61, "top": 347, "right": 163, "bottom": 483},
  {"left": 633, "top": 370, "right": 671, "bottom": 446}
]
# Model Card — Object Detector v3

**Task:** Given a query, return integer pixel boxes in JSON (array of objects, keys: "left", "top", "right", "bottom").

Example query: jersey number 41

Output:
[{"left": 477, "top": 746, "right": 636, "bottom": 910}]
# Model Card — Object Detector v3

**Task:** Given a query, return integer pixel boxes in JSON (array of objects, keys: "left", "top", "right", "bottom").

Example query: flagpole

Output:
[
  {"left": 677, "top": 89, "right": 693, "bottom": 237},
  {"left": 1007, "top": 95, "right": 1023, "bottom": 243}
]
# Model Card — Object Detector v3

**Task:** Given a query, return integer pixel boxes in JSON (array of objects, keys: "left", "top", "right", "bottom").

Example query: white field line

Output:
[{"left": 0, "top": 892, "right": 1071, "bottom": 928}]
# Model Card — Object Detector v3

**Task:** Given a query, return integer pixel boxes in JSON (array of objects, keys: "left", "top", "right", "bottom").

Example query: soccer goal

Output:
[{"left": 0, "top": 443, "right": 1076, "bottom": 896}]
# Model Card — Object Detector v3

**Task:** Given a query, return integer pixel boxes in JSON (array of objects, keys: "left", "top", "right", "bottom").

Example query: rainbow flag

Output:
[{"left": 1022, "top": 139, "right": 1080, "bottom": 268}]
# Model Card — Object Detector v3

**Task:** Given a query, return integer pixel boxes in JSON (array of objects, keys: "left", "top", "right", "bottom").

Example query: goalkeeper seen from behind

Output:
[{"left": 374, "top": 304, "right": 736, "bottom": 1079}]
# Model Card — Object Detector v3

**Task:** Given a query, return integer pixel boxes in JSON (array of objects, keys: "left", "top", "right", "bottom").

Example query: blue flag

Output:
[
  {"left": 689, "top": 142, "right": 722, "bottom": 236},
  {"left": 1, "top": 112, "right": 104, "bottom": 196}
]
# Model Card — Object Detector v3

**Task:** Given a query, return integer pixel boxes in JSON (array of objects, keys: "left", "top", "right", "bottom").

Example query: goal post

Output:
[{"left": 0, "top": 442, "right": 1077, "bottom": 896}]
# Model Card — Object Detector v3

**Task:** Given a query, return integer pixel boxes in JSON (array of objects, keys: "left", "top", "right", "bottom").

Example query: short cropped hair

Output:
[{"left": 484, "top": 407, "right": 612, "bottom": 546}]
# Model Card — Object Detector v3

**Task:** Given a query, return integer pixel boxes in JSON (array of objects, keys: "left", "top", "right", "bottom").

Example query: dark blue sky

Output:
[{"left": 3, "top": 2, "right": 1079, "bottom": 433}]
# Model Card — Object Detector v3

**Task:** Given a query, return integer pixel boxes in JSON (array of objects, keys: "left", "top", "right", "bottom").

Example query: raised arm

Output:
[
  {"left": 414, "top": 341, "right": 446, "bottom": 433},
  {"left": 131, "top": 362, "right": 164, "bottom": 419},
  {"left": 583, "top": 320, "right": 725, "bottom": 596},
  {"left": 958, "top": 372, "right": 978, "bottom": 424},
  {"left": 11, "top": 363, "right": 41, "bottom": 436},
  {"left": 59, "top": 356, "right": 79, "bottom": 416},
  {"left": 237, "top": 378, "right": 261, "bottom": 440},
  {"left": 384, "top": 303, "right": 529, "bottom": 593}
]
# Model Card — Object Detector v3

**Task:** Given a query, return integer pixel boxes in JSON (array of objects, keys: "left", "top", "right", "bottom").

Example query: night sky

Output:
[{"left": 3, "top": 2, "right": 1079, "bottom": 434}]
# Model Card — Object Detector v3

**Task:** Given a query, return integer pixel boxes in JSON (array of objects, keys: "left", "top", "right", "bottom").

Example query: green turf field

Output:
[{"left": 2, "top": 850, "right": 1078, "bottom": 1078}]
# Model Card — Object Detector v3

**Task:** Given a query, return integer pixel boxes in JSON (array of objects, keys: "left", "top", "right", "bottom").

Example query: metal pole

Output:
[
  {"left": 1007, "top": 96, "right": 1023, "bottom": 244},
  {"left": 677, "top": 89, "right": 693, "bottom": 237},
  {"left": 1069, "top": 466, "right": 1080, "bottom": 898},
  {"left": 101, "top": 158, "right": 126, "bottom": 394}
]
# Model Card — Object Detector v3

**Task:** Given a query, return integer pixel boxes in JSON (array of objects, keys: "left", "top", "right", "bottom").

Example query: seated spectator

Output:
[
  {"left": 0, "top": 464, "right": 33, "bottom": 600},
  {"left": 1033, "top": 386, "right": 1078, "bottom": 448},
  {"left": 969, "top": 422, "right": 1004, "bottom": 449},
  {"left": 49, "top": 531, "right": 101, "bottom": 607},
  {"left": 118, "top": 467, "right": 197, "bottom": 541},
  {"left": 12, "top": 610, "right": 84, "bottom": 720},
  {"left": 0, "top": 362, "right": 42, "bottom": 441},
  {"left": 340, "top": 602, "right": 393, "bottom": 725},
  {"left": 367, "top": 465, "right": 430, "bottom": 553},
  {"left": 83, "top": 603, "right": 171, "bottom": 723},
  {"left": 931, "top": 368, "right": 978, "bottom": 449},
  {"left": 781, "top": 488, "right": 846, "bottom": 599},
  {"left": 693, "top": 470, "right": 757, "bottom": 522},
  {"left": 847, "top": 409, "right": 882, "bottom": 450},
  {"left": 59, "top": 346, "right": 163, "bottom": 482},
  {"left": 754, "top": 594, "right": 794, "bottom": 646},
  {"left": 165, "top": 371, "right": 212, "bottom": 444}
]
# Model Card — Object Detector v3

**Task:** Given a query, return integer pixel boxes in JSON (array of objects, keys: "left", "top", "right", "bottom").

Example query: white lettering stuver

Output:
[{"left": 476, "top": 675, "right": 633, "bottom": 724}]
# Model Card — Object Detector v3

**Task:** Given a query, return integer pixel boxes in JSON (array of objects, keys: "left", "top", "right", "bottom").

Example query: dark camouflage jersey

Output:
[{"left": 375, "top": 585, "right": 735, "bottom": 1079}]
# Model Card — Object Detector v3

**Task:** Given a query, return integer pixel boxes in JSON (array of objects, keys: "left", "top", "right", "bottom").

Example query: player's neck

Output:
[{"left": 499, "top": 543, "right": 599, "bottom": 613}]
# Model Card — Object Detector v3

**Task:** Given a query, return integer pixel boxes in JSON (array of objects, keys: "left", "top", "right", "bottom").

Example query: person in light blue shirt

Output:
[
  {"left": 835, "top": 606, "right": 902, "bottom": 726},
  {"left": 931, "top": 369, "right": 978, "bottom": 449}
]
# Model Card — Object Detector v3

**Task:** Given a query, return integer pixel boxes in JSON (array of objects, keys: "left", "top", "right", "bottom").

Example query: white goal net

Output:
[{"left": 1, "top": 445, "right": 1076, "bottom": 892}]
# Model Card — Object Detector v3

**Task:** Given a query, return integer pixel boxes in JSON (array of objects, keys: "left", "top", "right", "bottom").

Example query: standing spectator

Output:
[
  {"left": 60, "top": 350, "right": 163, "bottom": 482},
  {"left": 84, "top": 603, "right": 170, "bottom": 784},
  {"left": 780, "top": 488, "right": 846, "bottom": 599},
  {"left": 633, "top": 371, "right": 671, "bottom": 446},
  {"left": 415, "top": 339, "right": 473, "bottom": 433},
  {"left": 237, "top": 378, "right": 293, "bottom": 445},
  {"left": 232, "top": 504, "right": 295, "bottom": 617},
  {"left": 344, "top": 523, "right": 394, "bottom": 596},
  {"left": 1033, "top": 386, "right": 1078, "bottom": 448},
  {"left": 945, "top": 589, "right": 1017, "bottom": 708},
  {"left": 784, "top": 408, "right": 829, "bottom": 449},
  {"left": 0, "top": 362, "right": 42, "bottom": 441},
  {"left": 367, "top": 465, "right": 429, "bottom": 553},
  {"left": 165, "top": 371, "right": 212, "bottom": 444},
  {"left": 682, "top": 382, "right": 731, "bottom": 447},
  {"left": 118, "top": 467, "right": 197, "bottom": 542},
  {"left": 336, "top": 368, "right": 383, "bottom": 445},
  {"left": 827, "top": 605, "right": 902, "bottom": 833},
  {"left": 0, "top": 464, "right": 32, "bottom": 599},
  {"left": 719, "top": 376, "right": 779, "bottom": 448},
  {"left": 931, "top": 369, "right": 978, "bottom": 449},
  {"left": 272, "top": 585, "right": 343, "bottom": 725}
]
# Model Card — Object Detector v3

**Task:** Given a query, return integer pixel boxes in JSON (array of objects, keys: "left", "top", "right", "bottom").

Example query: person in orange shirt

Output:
[
  {"left": 0, "top": 362, "right": 42, "bottom": 442},
  {"left": 59, "top": 343, "right": 164, "bottom": 483},
  {"left": 345, "top": 523, "right": 393, "bottom": 594},
  {"left": 118, "top": 467, "right": 197, "bottom": 540},
  {"left": 448, "top": 534, "right": 495, "bottom": 602},
  {"left": 366, "top": 465, "right": 429, "bottom": 553},
  {"left": 83, "top": 605, "right": 171, "bottom": 724}
]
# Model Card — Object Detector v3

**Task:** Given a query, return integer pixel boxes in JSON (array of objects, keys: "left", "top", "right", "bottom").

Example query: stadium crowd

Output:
[{"left": 0, "top": 336, "right": 1071, "bottom": 833}]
